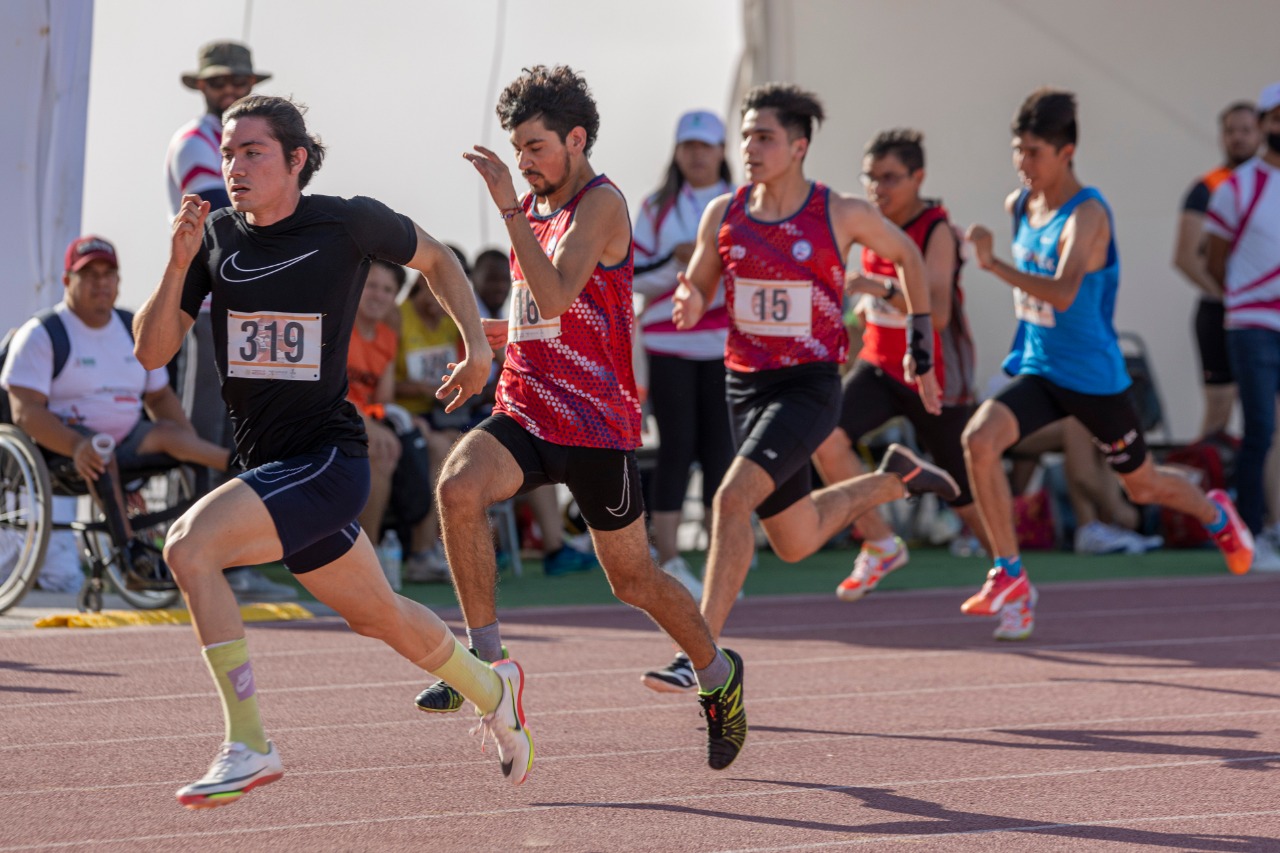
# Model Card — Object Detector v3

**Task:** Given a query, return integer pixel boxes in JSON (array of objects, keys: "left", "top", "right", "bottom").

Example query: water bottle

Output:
[
  {"left": 91, "top": 433, "right": 115, "bottom": 464},
  {"left": 377, "top": 530, "right": 402, "bottom": 592}
]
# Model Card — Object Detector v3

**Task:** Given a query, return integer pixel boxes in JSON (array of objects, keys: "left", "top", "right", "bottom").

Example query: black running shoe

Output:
[
  {"left": 877, "top": 443, "right": 960, "bottom": 502},
  {"left": 641, "top": 653, "right": 697, "bottom": 694},
  {"left": 415, "top": 645, "right": 508, "bottom": 713},
  {"left": 698, "top": 648, "right": 747, "bottom": 770}
]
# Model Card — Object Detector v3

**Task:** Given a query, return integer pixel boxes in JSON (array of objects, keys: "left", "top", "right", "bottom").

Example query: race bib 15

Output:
[{"left": 732, "top": 278, "right": 812, "bottom": 338}]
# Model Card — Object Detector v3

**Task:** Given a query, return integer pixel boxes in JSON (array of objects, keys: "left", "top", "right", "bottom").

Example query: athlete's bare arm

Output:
[
  {"left": 406, "top": 224, "right": 493, "bottom": 413},
  {"left": 464, "top": 145, "right": 629, "bottom": 319},
  {"left": 831, "top": 194, "right": 932, "bottom": 318},
  {"left": 672, "top": 193, "right": 731, "bottom": 330},
  {"left": 967, "top": 196, "right": 1109, "bottom": 312},
  {"left": 1203, "top": 232, "right": 1230, "bottom": 294},
  {"left": 135, "top": 193, "right": 205, "bottom": 370},
  {"left": 858, "top": 217, "right": 957, "bottom": 328},
  {"left": 1173, "top": 209, "right": 1224, "bottom": 298}
]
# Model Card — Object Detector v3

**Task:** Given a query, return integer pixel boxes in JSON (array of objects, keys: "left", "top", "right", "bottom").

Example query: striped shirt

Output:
[
  {"left": 164, "top": 113, "right": 224, "bottom": 216},
  {"left": 1205, "top": 158, "right": 1280, "bottom": 331}
]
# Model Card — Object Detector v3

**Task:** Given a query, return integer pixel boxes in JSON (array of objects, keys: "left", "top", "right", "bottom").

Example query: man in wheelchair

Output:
[{"left": 1, "top": 236, "right": 234, "bottom": 591}]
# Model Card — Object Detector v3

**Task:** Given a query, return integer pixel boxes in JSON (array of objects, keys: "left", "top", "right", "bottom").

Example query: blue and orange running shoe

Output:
[{"left": 1208, "top": 489, "right": 1254, "bottom": 575}]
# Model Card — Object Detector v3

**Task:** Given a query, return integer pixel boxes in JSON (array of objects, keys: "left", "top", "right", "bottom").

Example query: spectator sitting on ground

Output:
[{"left": 1, "top": 236, "right": 235, "bottom": 590}]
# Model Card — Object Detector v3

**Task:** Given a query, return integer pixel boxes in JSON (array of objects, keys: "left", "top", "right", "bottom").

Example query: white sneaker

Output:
[
  {"left": 1074, "top": 521, "right": 1134, "bottom": 555},
  {"left": 473, "top": 660, "right": 533, "bottom": 786},
  {"left": 661, "top": 556, "right": 703, "bottom": 600},
  {"left": 835, "top": 537, "right": 908, "bottom": 602},
  {"left": 1251, "top": 537, "right": 1280, "bottom": 572},
  {"left": 176, "top": 741, "right": 284, "bottom": 809},
  {"left": 993, "top": 586, "right": 1038, "bottom": 641}
]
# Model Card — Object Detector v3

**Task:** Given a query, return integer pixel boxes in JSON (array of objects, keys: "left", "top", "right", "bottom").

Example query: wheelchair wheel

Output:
[
  {"left": 99, "top": 468, "right": 192, "bottom": 610},
  {"left": 0, "top": 425, "right": 53, "bottom": 614}
]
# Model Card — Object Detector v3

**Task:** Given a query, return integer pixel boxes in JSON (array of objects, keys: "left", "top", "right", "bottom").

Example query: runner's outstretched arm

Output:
[
  {"left": 673, "top": 194, "right": 731, "bottom": 330},
  {"left": 405, "top": 224, "right": 493, "bottom": 413}
]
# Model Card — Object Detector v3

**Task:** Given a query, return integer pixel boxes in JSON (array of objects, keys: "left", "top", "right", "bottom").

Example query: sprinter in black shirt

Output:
[{"left": 135, "top": 95, "right": 534, "bottom": 808}]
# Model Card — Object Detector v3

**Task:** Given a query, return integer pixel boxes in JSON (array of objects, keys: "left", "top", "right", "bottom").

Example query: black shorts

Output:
[
  {"left": 727, "top": 362, "right": 841, "bottom": 519},
  {"left": 995, "top": 374, "right": 1148, "bottom": 474},
  {"left": 837, "top": 360, "right": 975, "bottom": 507},
  {"left": 239, "top": 446, "right": 370, "bottom": 573},
  {"left": 1195, "top": 298, "right": 1233, "bottom": 386},
  {"left": 476, "top": 413, "right": 644, "bottom": 532}
]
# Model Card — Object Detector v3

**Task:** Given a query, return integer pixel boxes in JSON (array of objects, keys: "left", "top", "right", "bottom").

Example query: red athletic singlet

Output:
[
  {"left": 859, "top": 204, "right": 951, "bottom": 392},
  {"left": 493, "top": 175, "right": 641, "bottom": 450},
  {"left": 717, "top": 182, "right": 848, "bottom": 372}
]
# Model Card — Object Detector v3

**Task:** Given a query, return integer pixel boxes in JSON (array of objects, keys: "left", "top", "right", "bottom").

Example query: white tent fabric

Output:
[{"left": 0, "top": 0, "right": 94, "bottom": 337}]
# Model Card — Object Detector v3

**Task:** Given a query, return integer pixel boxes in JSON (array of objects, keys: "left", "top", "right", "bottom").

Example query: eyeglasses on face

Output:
[{"left": 859, "top": 171, "right": 912, "bottom": 188}]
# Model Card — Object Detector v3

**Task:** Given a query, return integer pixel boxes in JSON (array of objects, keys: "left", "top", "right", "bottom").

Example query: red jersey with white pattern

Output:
[
  {"left": 859, "top": 204, "right": 950, "bottom": 393},
  {"left": 494, "top": 174, "right": 642, "bottom": 450},
  {"left": 717, "top": 182, "right": 848, "bottom": 372}
]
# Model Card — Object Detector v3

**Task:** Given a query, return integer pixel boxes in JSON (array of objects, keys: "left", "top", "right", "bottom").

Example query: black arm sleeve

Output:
[
  {"left": 1182, "top": 181, "right": 1211, "bottom": 214},
  {"left": 179, "top": 241, "right": 212, "bottom": 320},
  {"left": 343, "top": 196, "right": 418, "bottom": 264}
]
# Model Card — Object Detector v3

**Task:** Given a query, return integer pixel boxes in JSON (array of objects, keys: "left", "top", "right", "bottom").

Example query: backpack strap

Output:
[{"left": 39, "top": 306, "right": 135, "bottom": 380}]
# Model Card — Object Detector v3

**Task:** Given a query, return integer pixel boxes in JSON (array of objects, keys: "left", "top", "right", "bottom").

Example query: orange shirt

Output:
[{"left": 347, "top": 321, "right": 398, "bottom": 413}]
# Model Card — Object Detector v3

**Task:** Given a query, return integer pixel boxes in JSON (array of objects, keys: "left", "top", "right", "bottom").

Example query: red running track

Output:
[{"left": 2, "top": 574, "right": 1280, "bottom": 852}]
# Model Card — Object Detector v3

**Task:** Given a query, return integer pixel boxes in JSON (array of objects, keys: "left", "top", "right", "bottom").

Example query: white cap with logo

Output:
[{"left": 676, "top": 110, "right": 725, "bottom": 146}]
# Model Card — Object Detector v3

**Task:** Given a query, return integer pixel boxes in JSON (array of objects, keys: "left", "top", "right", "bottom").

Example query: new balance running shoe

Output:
[
  {"left": 642, "top": 652, "right": 698, "bottom": 694},
  {"left": 176, "top": 741, "right": 283, "bottom": 809},
  {"left": 699, "top": 648, "right": 747, "bottom": 771},
  {"left": 993, "top": 585, "right": 1038, "bottom": 641},
  {"left": 415, "top": 645, "right": 509, "bottom": 713},
  {"left": 836, "top": 537, "right": 908, "bottom": 602},
  {"left": 1208, "top": 489, "right": 1254, "bottom": 575},
  {"left": 877, "top": 443, "right": 960, "bottom": 502},
  {"left": 961, "top": 566, "right": 1030, "bottom": 616},
  {"left": 472, "top": 659, "right": 533, "bottom": 786}
]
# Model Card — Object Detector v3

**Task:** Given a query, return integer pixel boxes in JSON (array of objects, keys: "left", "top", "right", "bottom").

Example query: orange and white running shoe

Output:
[
  {"left": 836, "top": 537, "right": 908, "bottom": 602},
  {"left": 961, "top": 566, "right": 1030, "bottom": 616},
  {"left": 1207, "top": 489, "right": 1254, "bottom": 575}
]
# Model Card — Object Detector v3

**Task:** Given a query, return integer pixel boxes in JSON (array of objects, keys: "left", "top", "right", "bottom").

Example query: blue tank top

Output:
[{"left": 1001, "top": 186, "right": 1130, "bottom": 395}]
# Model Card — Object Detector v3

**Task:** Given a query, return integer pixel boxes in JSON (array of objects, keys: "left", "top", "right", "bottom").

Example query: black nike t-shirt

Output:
[{"left": 181, "top": 194, "right": 416, "bottom": 468}]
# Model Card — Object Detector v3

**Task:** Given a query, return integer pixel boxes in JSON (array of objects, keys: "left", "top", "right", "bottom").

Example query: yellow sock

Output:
[
  {"left": 417, "top": 638, "right": 503, "bottom": 714},
  {"left": 202, "top": 638, "right": 269, "bottom": 754}
]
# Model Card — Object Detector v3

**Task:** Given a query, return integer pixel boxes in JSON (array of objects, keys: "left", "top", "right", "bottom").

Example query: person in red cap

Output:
[{"left": 1, "top": 236, "right": 234, "bottom": 588}]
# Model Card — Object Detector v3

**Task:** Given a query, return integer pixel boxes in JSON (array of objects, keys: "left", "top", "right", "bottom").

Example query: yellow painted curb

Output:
[{"left": 34, "top": 602, "right": 315, "bottom": 629}]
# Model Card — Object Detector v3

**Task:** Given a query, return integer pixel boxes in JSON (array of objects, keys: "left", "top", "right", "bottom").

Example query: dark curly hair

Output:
[
  {"left": 496, "top": 65, "right": 600, "bottom": 156},
  {"left": 742, "top": 83, "right": 825, "bottom": 142},
  {"left": 223, "top": 95, "right": 327, "bottom": 189},
  {"left": 865, "top": 128, "right": 925, "bottom": 173}
]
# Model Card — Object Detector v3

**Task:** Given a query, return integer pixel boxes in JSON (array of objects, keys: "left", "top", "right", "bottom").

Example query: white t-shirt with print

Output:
[{"left": 1, "top": 304, "right": 169, "bottom": 443}]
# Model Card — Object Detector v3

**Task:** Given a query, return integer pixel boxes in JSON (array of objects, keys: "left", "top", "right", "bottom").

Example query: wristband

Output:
[
  {"left": 908, "top": 313, "right": 934, "bottom": 375},
  {"left": 499, "top": 205, "right": 522, "bottom": 222}
]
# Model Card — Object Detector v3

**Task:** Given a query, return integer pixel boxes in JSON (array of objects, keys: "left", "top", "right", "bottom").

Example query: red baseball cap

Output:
[{"left": 64, "top": 235, "right": 118, "bottom": 273}]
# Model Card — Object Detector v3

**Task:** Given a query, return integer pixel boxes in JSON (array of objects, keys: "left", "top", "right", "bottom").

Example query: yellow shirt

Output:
[{"left": 395, "top": 300, "right": 461, "bottom": 415}]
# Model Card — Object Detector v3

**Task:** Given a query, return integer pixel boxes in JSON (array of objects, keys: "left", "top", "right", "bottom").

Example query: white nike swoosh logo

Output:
[
  {"left": 252, "top": 463, "right": 311, "bottom": 484},
  {"left": 220, "top": 250, "right": 318, "bottom": 283},
  {"left": 605, "top": 458, "right": 631, "bottom": 517}
]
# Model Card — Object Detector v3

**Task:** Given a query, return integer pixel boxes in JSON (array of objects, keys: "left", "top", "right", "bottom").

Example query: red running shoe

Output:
[
  {"left": 961, "top": 566, "right": 1030, "bottom": 616},
  {"left": 1207, "top": 489, "right": 1254, "bottom": 575}
]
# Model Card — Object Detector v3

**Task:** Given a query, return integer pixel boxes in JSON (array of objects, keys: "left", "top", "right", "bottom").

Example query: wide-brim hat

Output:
[{"left": 182, "top": 40, "right": 271, "bottom": 89}]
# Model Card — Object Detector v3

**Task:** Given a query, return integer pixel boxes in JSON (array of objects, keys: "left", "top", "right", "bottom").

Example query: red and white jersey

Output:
[
  {"left": 164, "top": 113, "right": 224, "bottom": 216},
  {"left": 494, "top": 175, "right": 642, "bottom": 450},
  {"left": 1205, "top": 158, "right": 1280, "bottom": 332},
  {"left": 717, "top": 182, "right": 848, "bottom": 372},
  {"left": 856, "top": 202, "right": 976, "bottom": 405}
]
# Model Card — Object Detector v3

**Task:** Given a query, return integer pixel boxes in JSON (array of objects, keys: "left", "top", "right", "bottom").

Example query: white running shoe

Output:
[
  {"left": 836, "top": 537, "right": 909, "bottom": 602},
  {"left": 176, "top": 741, "right": 284, "bottom": 809},
  {"left": 661, "top": 556, "right": 704, "bottom": 600},
  {"left": 473, "top": 660, "right": 533, "bottom": 786},
  {"left": 1251, "top": 536, "right": 1280, "bottom": 572},
  {"left": 993, "top": 586, "right": 1038, "bottom": 641}
]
